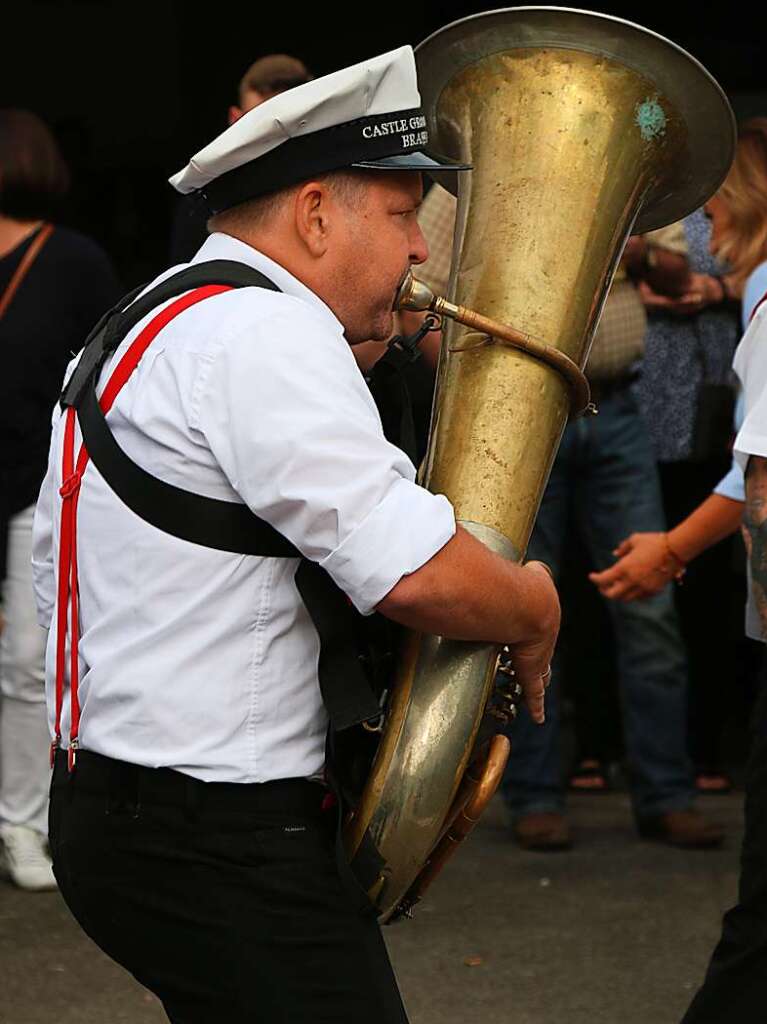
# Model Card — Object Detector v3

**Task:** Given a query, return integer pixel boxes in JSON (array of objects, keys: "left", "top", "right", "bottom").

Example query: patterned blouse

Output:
[{"left": 635, "top": 208, "right": 740, "bottom": 463}]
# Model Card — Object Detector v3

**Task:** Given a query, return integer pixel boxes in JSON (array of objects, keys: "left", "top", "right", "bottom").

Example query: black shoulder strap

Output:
[
  {"left": 68, "top": 260, "right": 300, "bottom": 557},
  {"left": 294, "top": 560, "right": 382, "bottom": 730},
  {"left": 78, "top": 378, "right": 300, "bottom": 556}
]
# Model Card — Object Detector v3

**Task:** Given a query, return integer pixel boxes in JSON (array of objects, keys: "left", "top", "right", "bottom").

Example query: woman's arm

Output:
[{"left": 589, "top": 493, "right": 744, "bottom": 602}]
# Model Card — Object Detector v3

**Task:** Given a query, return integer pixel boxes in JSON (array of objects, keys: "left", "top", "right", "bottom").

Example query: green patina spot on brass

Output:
[{"left": 635, "top": 98, "right": 667, "bottom": 141}]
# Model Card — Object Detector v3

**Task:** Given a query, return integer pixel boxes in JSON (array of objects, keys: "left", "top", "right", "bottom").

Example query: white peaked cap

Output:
[{"left": 169, "top": 46, "right": 468, "bottom": 214}]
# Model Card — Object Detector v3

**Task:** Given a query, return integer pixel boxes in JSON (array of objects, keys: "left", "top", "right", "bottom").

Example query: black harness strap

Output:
[
  {"left": 78, "top": 379, "right": 300, "bottom": 557},
  {"left": 69, "top": 261, "right": 299, "bottom": 558},
  {"left": 65, "top": 260, "right": 383, "bottom": 728},
  {"left": 59, "top": 285, "right": 146, "bottom": 410},
  {"left": 62, "top": 261, "right": 282, "bottom": 410},
  {"left": 295, "top": 560, "right": 382, "bottom": 728}
]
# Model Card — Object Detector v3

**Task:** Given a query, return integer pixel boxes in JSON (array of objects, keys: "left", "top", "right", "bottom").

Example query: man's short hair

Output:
[
  {"left": 207, "top": 170, "right": 370, "bottom": 235},
  {"left": 238, "top": 54, "right": 312, "bottom": 106},
  {"left": 0, "top": 109, "right": 70, "bottom": 220}
]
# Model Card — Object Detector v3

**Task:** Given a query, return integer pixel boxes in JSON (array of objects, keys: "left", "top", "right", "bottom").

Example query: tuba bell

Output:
[{"left": 345, "top": 7, "right": 735, "bottom": 921}]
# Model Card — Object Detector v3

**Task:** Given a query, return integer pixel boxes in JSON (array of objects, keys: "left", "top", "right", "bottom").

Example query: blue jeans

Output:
[{"left": 502, "top": 387, "right": 695, "bottom": 822}]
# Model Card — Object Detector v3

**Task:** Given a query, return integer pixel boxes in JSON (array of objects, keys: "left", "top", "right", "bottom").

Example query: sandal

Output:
[{"left": 569, "top": 758, "right": 610, "bottom": 793}]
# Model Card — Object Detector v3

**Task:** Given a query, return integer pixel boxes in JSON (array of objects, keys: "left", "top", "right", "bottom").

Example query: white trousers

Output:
[{"left": 0, "top": 504, "right": 50, "bottom": 835}]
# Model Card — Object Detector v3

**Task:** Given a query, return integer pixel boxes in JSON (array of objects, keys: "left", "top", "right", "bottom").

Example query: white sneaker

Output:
[{"left": 0, "top": 824, "right": 57, "bottom": 891}]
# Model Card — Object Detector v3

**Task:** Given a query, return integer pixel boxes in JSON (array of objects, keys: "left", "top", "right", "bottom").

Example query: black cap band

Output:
[{"left": 200, "top": 107, "right": 430, "bottom": 214}]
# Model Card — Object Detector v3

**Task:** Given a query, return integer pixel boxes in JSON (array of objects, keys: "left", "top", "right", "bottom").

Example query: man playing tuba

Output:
[{"left": 35, "top": 46, "right": 559, "bottom": 1023}]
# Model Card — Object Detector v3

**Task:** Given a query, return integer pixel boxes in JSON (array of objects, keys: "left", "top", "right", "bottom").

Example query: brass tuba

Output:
[{"left": 345, "top": 7, "right": 735, "bottom": 921}]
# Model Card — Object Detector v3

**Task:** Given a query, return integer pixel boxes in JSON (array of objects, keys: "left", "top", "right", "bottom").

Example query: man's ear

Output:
[
  {"left": 228, "top": 105, "right": 244, "bottom": 125},
  {"left": 293, "top": 181, "right": 331, "bottom": 258}
]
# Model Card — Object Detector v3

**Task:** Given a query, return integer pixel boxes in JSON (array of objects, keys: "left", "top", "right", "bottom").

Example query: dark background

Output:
[{"left": 3, "top": 0, "right": 765, "bottom": 285}]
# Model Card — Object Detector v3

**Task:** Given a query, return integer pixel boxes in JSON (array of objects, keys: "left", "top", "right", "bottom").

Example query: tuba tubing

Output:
[{"left": 395, "top": 271, "right": 595, "bottom": 418}]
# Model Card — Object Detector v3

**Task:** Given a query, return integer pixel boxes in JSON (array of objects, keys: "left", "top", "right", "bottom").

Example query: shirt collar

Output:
[{"left": 192, "top": 232, "right": 344, "bottom": 335}]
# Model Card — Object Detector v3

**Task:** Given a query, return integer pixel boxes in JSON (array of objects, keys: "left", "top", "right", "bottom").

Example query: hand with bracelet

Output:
[
  {"left": 589, "top": 531, "right": 686, "bottom": 602},
  {"left": 591, "top": 492, "right": 745, "bottom": 603}
]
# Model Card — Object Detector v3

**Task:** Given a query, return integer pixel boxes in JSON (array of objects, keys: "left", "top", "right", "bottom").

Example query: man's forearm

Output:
[
  {"left": 377, "top": 525, "right": 559, "bottom": 645},
  {"left": 668, "top": 493, "right": 744, "bottom": 564}
]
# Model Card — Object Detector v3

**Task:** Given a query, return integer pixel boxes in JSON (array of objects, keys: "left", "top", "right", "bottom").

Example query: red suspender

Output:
[
  {"left": 749, "top": 290, "right": 767, "bottom": 323},
  {"left": 51, "top": 284, "right": 233, "bottom": 771}
]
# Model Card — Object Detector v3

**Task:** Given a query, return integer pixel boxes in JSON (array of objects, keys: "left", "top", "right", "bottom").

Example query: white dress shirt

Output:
[
  {"left": 733, "top": 286, "right": 767, "bottom": 474},
  {"left": 732, "top": 279, "right": 767, "bottom": 642},
  {"left": 32, "top": 233, "right": 455, "bottom": 782}
]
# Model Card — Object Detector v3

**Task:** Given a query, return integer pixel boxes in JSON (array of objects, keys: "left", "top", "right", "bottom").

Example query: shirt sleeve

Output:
[
  {"left": 735, "top": 408, "right": 767, "bottom": 470},
  {"left": 196, "top": 299, "right": 456, "bottom": 614},
  {"left": 714, "top": 392, "right": 746, "bottom": 501},
  {"left": 734, "top": 313, "right": 767, "bottom": 470},
  {"left": 714, "top": 459, "right": 745, "bottom": 502},
  {"left": 743, "top": 263, "right": 767, "bottom": 329}
]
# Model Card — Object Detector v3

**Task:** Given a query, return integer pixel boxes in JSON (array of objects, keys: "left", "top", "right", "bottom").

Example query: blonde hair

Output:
[{"left": 714, "top": 117, "right": 767, "bottom": 290}]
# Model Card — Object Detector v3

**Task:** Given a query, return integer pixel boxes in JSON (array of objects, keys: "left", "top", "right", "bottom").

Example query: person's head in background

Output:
[
  {"left": 705, "top": 117, "right": 767, "bottom": 291},
  {"left": 0, "top": 109, "right": 69, "bottom": 230},
  {"left": 228, "top": 55, "right": 312, "bottom": 125}
]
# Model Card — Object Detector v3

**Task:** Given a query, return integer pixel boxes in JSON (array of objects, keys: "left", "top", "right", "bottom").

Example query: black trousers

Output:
[
  {"left": 681, "top": 659, "right": 767, "bottom": 1023},
  {"left": 49, "top": 750, "right": 409, "bottom": 1024}
]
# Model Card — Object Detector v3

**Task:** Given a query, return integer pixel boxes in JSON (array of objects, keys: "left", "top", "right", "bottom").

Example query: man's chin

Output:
[{"left": 348, "top": 312, "right": 394, "bottom": 346}]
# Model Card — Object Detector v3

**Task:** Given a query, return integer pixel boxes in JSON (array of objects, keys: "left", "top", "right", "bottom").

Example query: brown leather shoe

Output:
[
  {"left": 637, "top": 808, "right": 724, "bottom": 849},
  {"left": 513, "top": 812, "right": 572, "bottom": 851}
]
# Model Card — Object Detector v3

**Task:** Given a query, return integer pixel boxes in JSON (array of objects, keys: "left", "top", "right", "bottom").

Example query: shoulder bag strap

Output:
[{"left": 0, "top": 223, "right": 54, "bottom": 320}]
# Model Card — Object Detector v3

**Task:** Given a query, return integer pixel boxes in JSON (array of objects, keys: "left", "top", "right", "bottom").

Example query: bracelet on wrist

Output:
[{"left": 662, "top": 533, "right": 687, "bottom": 582}]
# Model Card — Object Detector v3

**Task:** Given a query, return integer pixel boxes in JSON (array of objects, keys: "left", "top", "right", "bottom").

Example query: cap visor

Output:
[{"left": 351, "top": 150, "right": 470, "bottom": 173}]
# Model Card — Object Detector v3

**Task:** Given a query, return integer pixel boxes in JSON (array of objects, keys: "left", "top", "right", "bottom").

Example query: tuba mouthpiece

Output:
[{"left": 395, "top": 271, "right": 437, "bottom": 313}]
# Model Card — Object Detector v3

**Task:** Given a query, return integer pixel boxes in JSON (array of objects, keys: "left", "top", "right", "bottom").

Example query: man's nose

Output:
[{"left": 410, "top": 223, "right": 429, "bottom": 266}]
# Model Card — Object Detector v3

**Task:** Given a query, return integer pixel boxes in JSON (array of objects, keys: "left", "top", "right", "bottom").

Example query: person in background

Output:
[
  {"left": 0, "top": 110, "right": 119, "bottom": 889},
  {"left": 631, "top": 208, "right": 743, "bottom": 792},
  {"left": 411, "top": 183, "right": 721, "bottom": 851},
  {"left": 591, "top": 119, "right": 767, "bottom": 622},
  {"left": 169, "top": 54, "right": 312, "bottom": 263}
]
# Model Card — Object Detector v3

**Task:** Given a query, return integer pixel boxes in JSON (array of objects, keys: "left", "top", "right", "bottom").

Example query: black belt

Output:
[
  {"left": 52, "top": 748, "right": 326, "bottom": 818},
  {"left": 588, "top": 371, "right": 639, "bottom": 404}
]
